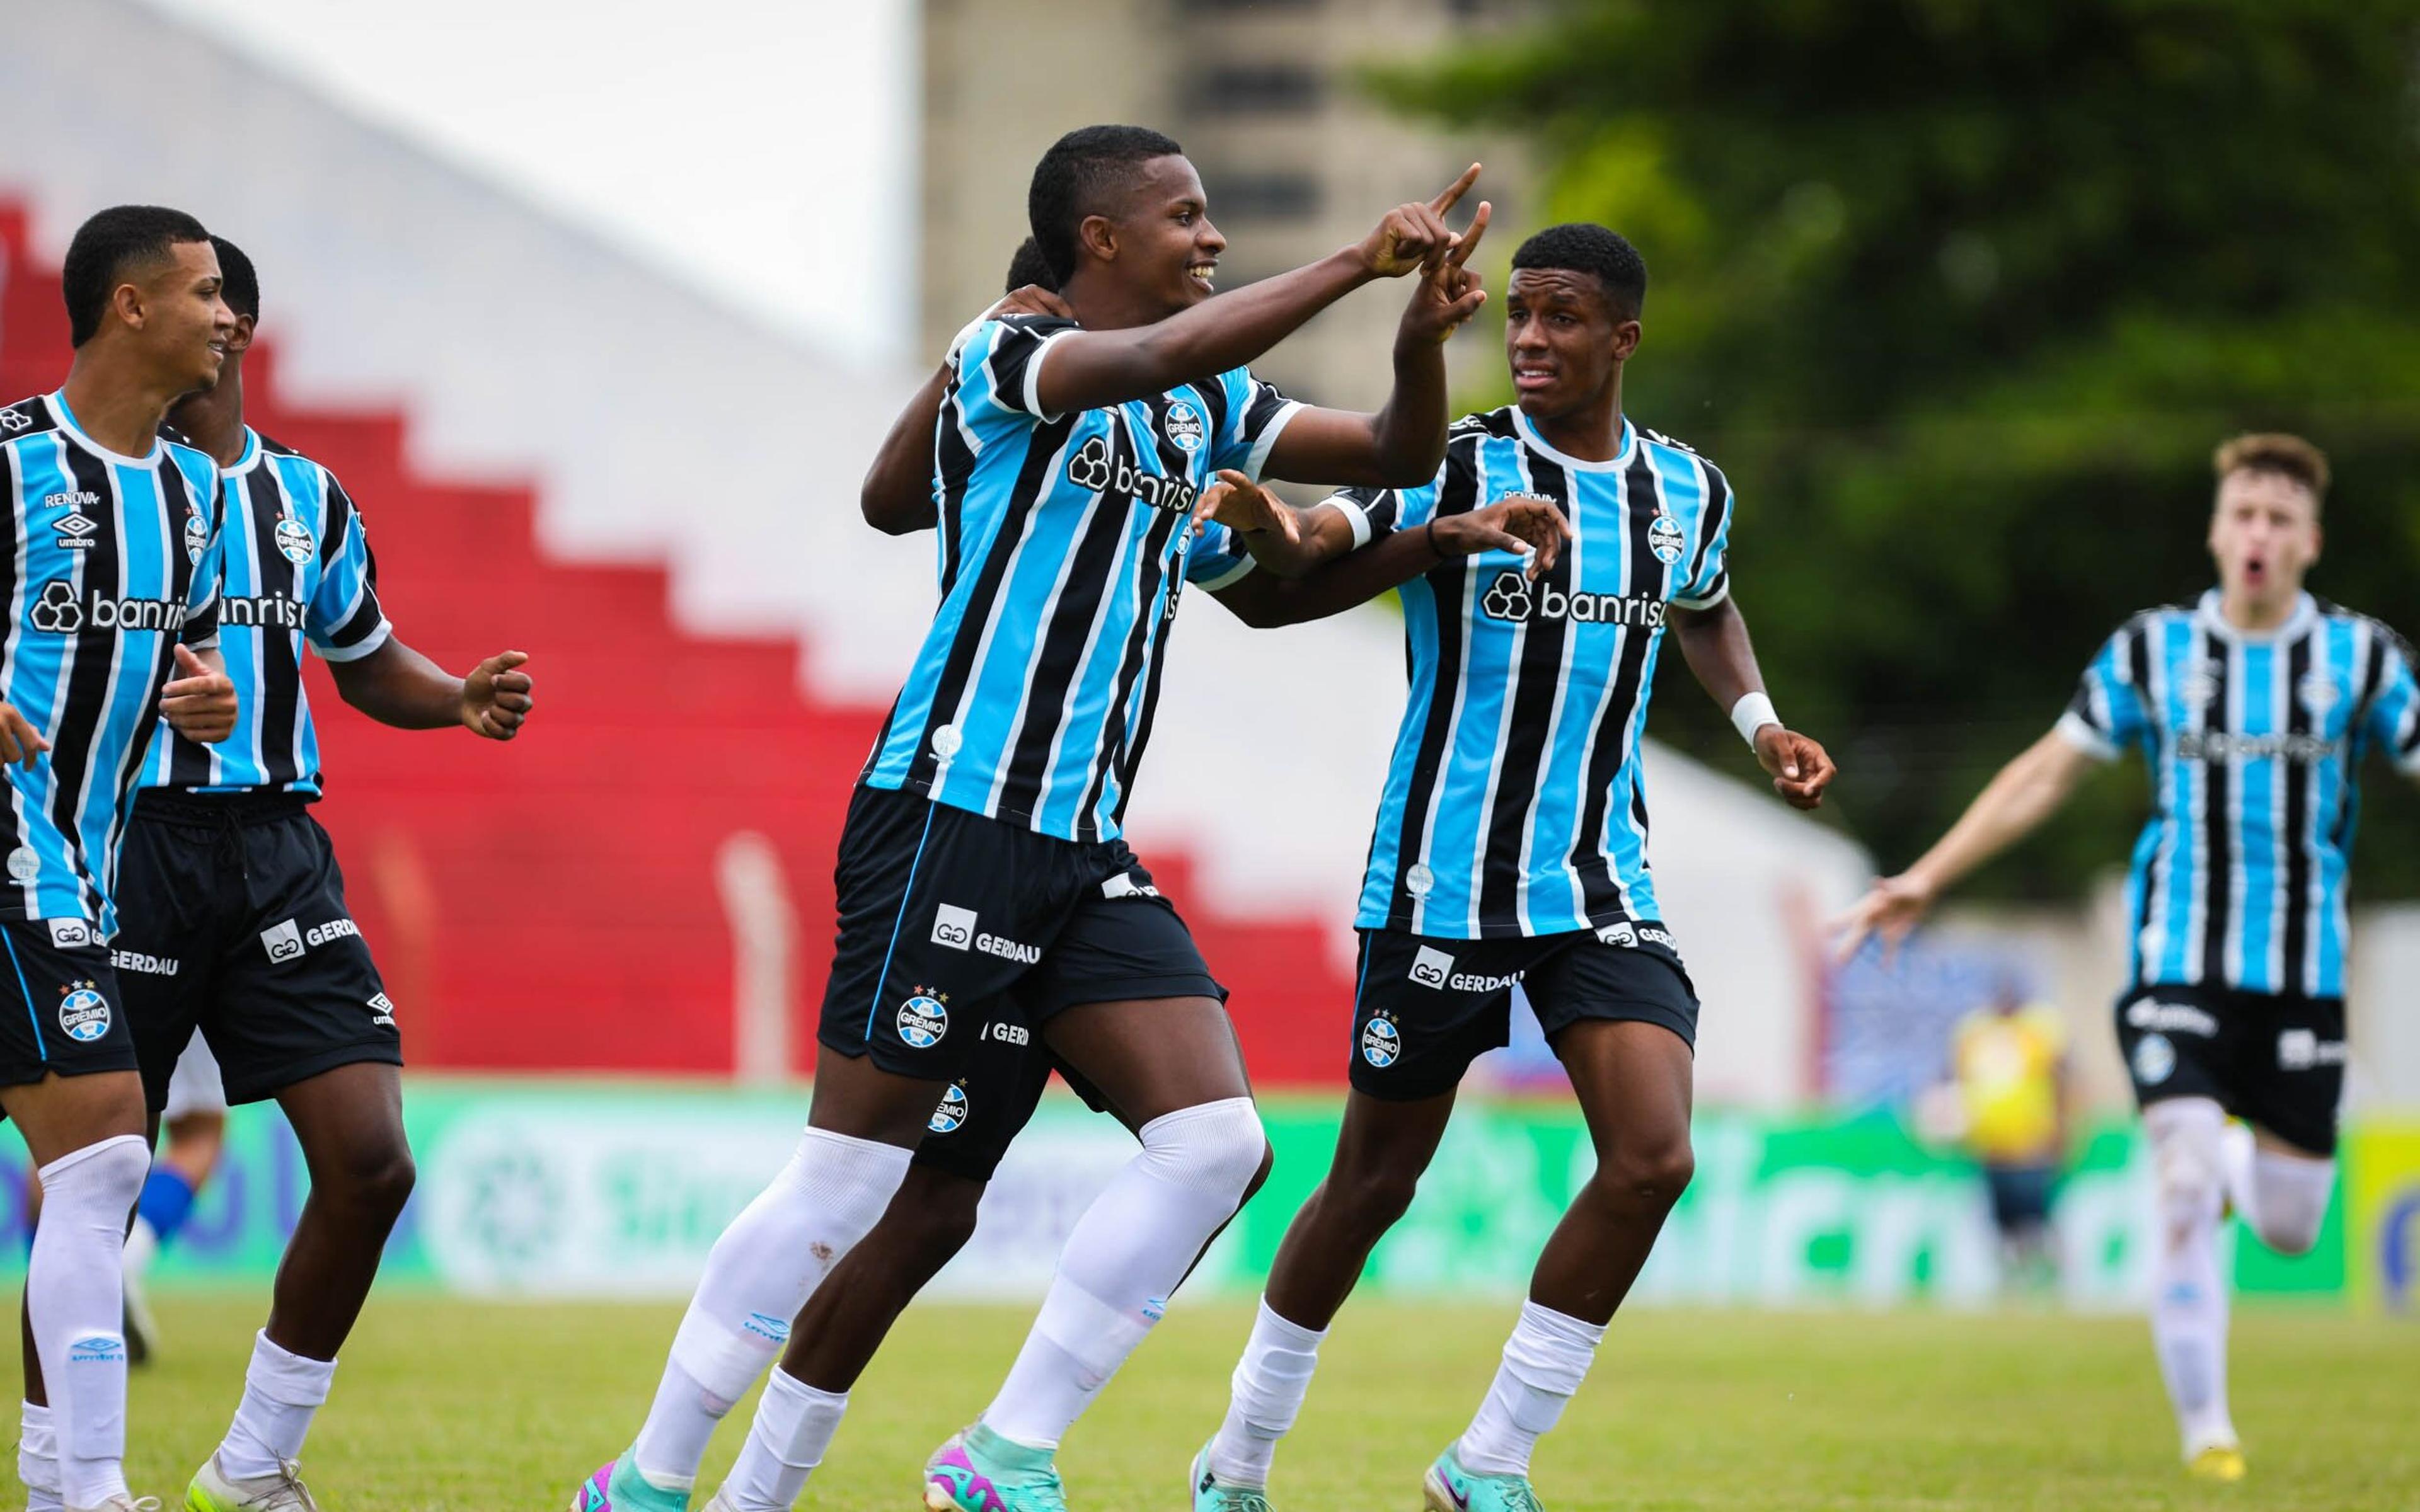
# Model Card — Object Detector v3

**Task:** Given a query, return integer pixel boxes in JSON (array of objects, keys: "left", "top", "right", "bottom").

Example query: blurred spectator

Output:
[{"left": 1949, "top": 975, "right": 2070, "bottom": 1291}]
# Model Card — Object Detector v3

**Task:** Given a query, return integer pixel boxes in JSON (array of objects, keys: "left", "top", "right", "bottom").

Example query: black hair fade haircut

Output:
[
  {"left": 1004, "top": 236, "right": 1058, "bottom": 294},
  {"left": 211, "top": 235, "right": 260, "bottom": 324},
  {"left": 61, "top": 205, "right": 212, "bottom": 346},
  {"left": 1027, "top": 125, "right": 1185, "bottom": 285},
  {"left": 1511, "top": 224, "right": 1648, "bottom": 321}
]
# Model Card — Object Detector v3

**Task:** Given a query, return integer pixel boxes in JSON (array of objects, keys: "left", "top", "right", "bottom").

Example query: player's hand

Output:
[
  {"left": 1189, "top": 470, "right": 1303, "bottom": 553},
  {"left": 1398, "top": 200, "right": 1491, "bottom": 346},
  {"left": 993, "top": 285, "right": 1072, "bottom": 321},
  {"left": 1831, "top": 871, "right": 1938, "bottom": 964},
  {"left": 0, "top": 701, "right": 48, "bottom": 769},
  {"left": 462, "top": 650, "right": 534, "bottom": 740},
  {"left": 1755, "top": 725, "right": 1835, "bottom": 810},
  {"left": 1357, "top": 163, "right": 1482, "bottom": 278},
  {"left": 1431, "top": 495, "right": 1572, "bottom": 580},
  {"left": 160, "top": 644, "right": 238, "bottom": 743}
]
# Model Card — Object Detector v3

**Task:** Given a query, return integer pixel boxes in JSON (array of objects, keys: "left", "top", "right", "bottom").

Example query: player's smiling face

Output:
[
  {"left": 1503, "top": 268, "right": 1639, "bottom": 422},
  {"left": 2209, "top": 467, "right": 2321, "bottom": 610},
  {"left": 1114, "top": 154, "right": 1226, "bottom": 318},
  {"left": 139, "top": 239, "right": 239, "bottom": 393}
]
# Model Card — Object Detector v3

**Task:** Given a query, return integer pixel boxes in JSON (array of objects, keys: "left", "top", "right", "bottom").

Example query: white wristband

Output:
[{"left": 1730, "top": 692, "right": 1780, "bottom": 748}]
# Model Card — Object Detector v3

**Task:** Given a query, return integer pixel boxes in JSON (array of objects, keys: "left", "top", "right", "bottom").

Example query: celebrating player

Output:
[
  {"left": 575, "top": 124, "right": 1499, "bottom": 1512},
  {"left": 1834, "top": 433, "right": 2419, "bottom": 1482},
  {"left": 1185, "top": 224, "right": 1835, "bottom": 1512},
  {"left": 4, "top": 205, "right": 238, "bottom": 1512},
  {"left": 31, "top": 234, "right": 536, "bottom": 1512}
]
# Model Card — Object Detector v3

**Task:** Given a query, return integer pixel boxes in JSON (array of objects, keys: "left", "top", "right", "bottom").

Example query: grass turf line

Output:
[{"left": 77, "top": 1296, "right": 2418, "bottom": 1511}]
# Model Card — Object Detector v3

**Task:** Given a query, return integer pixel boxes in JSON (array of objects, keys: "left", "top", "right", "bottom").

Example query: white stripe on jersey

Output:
[
  {"left": 1466, "top": 440, "right": 1529, "bottom": 939},
  {"left": 2140, "top": 635, "right": 2175, "bottom": 975},
  {"left": 1, "top": 443, "right": 33, "bottom": 919},
  {"left": 1408, "top": 551, "right": 1482, "bottom": 938}
]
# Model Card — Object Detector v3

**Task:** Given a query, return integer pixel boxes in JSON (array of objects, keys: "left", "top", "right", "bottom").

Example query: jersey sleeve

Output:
[
  {"left": 178, "top": 459, "right": 222, "bottom": 650},
  {"left": 305, "top": 472, "right": 393, "bottom": 662},
  {"left": 2053, "top": 624, "right": 2150, "bottom": 762},
  {"left": 1673, "top": 462, "right": 1734, "bottom": 609},
  {"left": 2364, "top": 624, "right": 2420, "bottom": 775},
  {"left": 1185, "top": 520, "right": 1257, "bottom": 592},
  {"left": 1206, "top": 368, "right": 1304, "bottom": 483},
  {"left": 953, "top": 315, "right": 1081, "bottom": 428},
  {"left": 1320, "top": 471, "right": 1447, "bottom": 551}
]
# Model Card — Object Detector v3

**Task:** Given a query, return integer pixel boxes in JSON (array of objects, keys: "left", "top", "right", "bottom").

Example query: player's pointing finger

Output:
[{"left": 1427, "top": 163, "right": 1481, "bottom": 216}]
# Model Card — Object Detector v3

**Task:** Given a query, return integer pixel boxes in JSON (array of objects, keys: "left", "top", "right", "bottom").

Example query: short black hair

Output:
[
  {"left": 1510, "top": 224, "right": 1647, "bottom": 320},
  {"left": 62, "top": 205, "right": 212, "bottom": 346},
  {"left": 212, "top": 235, "right": 260, "bottom": 324},
  {"left": 1027, "top": 125, "right": 1185, "bottom": 284},
  {"left": 1004, "top": 237, "right": 1058, "bottom": 294}
]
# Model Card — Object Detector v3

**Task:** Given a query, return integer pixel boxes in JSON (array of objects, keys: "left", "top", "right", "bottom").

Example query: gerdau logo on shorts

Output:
[{"left": 897, "top": 988, "right": 949, "bottom": 1048}]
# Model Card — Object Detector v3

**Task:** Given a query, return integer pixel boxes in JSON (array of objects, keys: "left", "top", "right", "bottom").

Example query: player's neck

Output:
[
  {"left": 59, "top": 346, "right": 185, "bottom": 458},
  {"left": 170, "top": 358, "right": 248, "bottom": 466},
  {"left": 1523, "top": 385, "right": 1625, "bottom": 463},
  {"left": 1060, "top": 272, "right": 1161, "bottom": 336},
  {"left": 2217, "top": 583, "right": 2301, "bottom": 633}
]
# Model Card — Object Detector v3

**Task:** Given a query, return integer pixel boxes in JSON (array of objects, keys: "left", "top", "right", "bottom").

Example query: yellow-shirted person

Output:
[{"left": 1951, "top": 978, "right": 2070, "bottom": 1288}]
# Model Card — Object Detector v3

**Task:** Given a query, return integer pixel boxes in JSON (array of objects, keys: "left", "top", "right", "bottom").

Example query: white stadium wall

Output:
[{"left": 0, "top": 0, "right": 1869, "bottom": 1106}]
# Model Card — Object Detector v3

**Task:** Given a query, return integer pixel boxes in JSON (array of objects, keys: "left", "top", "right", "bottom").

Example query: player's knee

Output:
[
  {"left": 1600, "top": 1137, "right": 1694, "bottom": 1213},
  {"left": 1139, "top": 1096, "right": 1267, "bottom": 1208},
  {"left": 1326, "top": 1163, "right": 1423, "bottom": 1236},
  {"left": 328, "top": 1138, "right": 417, "bottom": 1219},
  {"left": 39, "top": 1133, "right": 151, "bottom": 1230},
  {"left": 884, "top": 1185, "right": 986, "bottom": 1281},
  {"left": 2249, "top": 1154, "right": 2333, "bottom": 1256}
]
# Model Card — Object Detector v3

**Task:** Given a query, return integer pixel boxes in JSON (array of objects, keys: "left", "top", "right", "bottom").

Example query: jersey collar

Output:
[
  {"left": 220, "top": 426, "right": 267, "bottom": 478},
  {"left": 1512, "top": 408, "right": 1635, "bottom": 474},
  {"left": 46, "top": 391, "right": 163, "bottom": 468},
  {"left": 2194, "top": 587, "right": 2317, "bottom": 644}
]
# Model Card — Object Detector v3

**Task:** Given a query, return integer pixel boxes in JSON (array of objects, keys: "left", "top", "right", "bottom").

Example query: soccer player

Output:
[
  {"left": 33, "top": 234, "right": 534, "bottom": 1512},
  {"left": 1834, "top": 433, "right": 2419, "bottom": 1482},
  {"left": 574, "top": 124, "right": 1497, "bottom": 1512},
  {"left": 683, "top": 244, "right": 1563, "bottom": 1512},
  {"left": 1189, "top": 224, "right": 1837, "bottom": 1512},
  {"left": 4, "top": 204, "right": 239, "bottom": 1512}
]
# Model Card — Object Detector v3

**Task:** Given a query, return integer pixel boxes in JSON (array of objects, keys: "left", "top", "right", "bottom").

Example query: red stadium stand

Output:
[{"left": 0, "top": 203, "right": 1354, "bottom": 1083}]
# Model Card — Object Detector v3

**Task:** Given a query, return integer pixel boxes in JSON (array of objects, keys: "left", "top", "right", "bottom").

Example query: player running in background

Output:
[
  {"left": 4, "top": 205, "right": 238, "bottom": 1512},
  {"left": 1189, "top": 224, "right": 1836, "bottom": 1512},
  {"left": 576, "top": 125, "right": 1495, "bottom": 1512},
  {"left": 1835, "top": 433, "right": 2420, "bottom": 1482},
  {"left": 32, "top": 234, "right": 534, "bottom": 1512},
  {"left": 117, "top": 1037, "right": 228, "bottom": 1365}
]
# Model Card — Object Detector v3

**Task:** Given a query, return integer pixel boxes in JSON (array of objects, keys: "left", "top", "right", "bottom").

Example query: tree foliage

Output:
[{"left": 1380, "top": 0, "right": 2420, "bottom": 896}]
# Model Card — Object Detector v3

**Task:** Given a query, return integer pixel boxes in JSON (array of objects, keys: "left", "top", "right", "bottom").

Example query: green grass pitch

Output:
[{"left": 88, "top": 1295, "right": 2417, "bottom": 1510}]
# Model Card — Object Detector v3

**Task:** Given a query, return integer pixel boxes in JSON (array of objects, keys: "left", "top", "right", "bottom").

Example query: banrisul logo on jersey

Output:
[
  {"left": 896, "top": 987, "right": 950, "bottom": 1049},
  {"left": 1478, "top": 570, "right": 1666, "bottom": 629},
  {"left": 26, "top": 581, "right": 191, "bottom": 636},
  {"left": 1065, "top": 433, "right": 1200, "bottom": 515}
]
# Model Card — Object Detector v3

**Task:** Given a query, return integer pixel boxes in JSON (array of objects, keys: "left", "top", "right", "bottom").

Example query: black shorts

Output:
[
  {"left": 1349, "top": 923, "right": 1700, "bottom": 1101},
  {"left": 817, "top": 784, "right": 1224, "bottom": 1087},
  {"left": 0, "top": 916, "right": 137, "bottom": 1109},
  {"left": 1984, "top": 1164, "right": 2057, "bottom": 1232},
  {"left": 117, "top": 792, "right": 401, "bottom": 1111},
  {"left": 2114, "top": 982, "right": 2344, "bottom": 1156},
  {"left": 909, "top": 1002, "right": 1117, "bottom": 1184}
]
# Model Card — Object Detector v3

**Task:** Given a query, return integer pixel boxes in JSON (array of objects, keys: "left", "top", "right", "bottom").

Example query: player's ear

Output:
[
  {"left": 1077, "top": 213, "right": 1118, "bottom": 268},
  {"left": 227, "top": 314, "right": 258, "bottom": 353},
  {"left": 1612, "top": 318, "right": 1643, "bottom": 363},
  {"left": 111, "top": 279, "right": 147, "bottom": 334}
]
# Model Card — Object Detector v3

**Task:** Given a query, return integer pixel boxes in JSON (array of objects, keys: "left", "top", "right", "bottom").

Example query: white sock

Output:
[
  {"left": 1205, "top": 1300, "right": 1325, "bottom": 1489},
  {"left": 717, "top": 1368, "right": 851, "bottom": 1512},
  {"left": 20, "top": 1400, "right": 62, "bottom": 1512},
  {"left": 2144, "top": 1099, "right": 2235, "bottom": 1455},
  {"left": 30, "top": 1134, "right": 149, "bottom": 1508},
  {"left": 216, "top": 1331, "right": 337, "bottom": 1481},
  {"left": 2245, "top": 1147, "right": 2334, "bottom": 1256},
  {"left": 122, "top": 1218, "right": 159, "bottom": 1285},
  {"left": 631, "top": 1126, "right": 911, "bottom": 1489},
  {"left": 982, "top": 1097, "right": 1265, "bottom": 1450},
  {"left": 1456, "top": 1302, "right": 1606, "bottom": 1477}
]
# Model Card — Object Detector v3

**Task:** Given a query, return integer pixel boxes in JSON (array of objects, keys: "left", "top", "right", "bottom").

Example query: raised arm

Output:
[
  {"left": 1669, "top": 596, "right": 1834, "bottom": 810},
  {"left": 1833, "top": 728, "right": 2099, "bottom": 959},
  {"left": 862, "top": 285, "right": 1074, "bottom": 536},
  {"left": 1030, "top": 168, "right": 1482, "bottom": 418}
]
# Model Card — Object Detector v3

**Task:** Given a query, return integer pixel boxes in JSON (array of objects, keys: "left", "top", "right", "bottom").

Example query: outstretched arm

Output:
[
  {"left": 329, "top": 639, "right": 533, "bottom": 740},
  {"left": 1030, "top": 168, "right": 1482, "bottom": 418},
  {"left": 1211, "top": 491, "right": 1570, "bottom": 626},
  {"left": 1670, "top": 596, "right": 1834, "bottom": 810},
  {"left": 1833, "top": 729, "right": 2099, "bottom": 959}
]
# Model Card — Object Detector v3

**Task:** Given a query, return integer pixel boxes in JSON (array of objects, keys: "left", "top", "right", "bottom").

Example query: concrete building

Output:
[{"left": 920, "top": 0, "right": 1533, "bottom": 411}]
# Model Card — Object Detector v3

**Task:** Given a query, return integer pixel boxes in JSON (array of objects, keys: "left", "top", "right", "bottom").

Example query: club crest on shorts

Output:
[
  {"left": 928, "top": 1082, "right": 969, "bottom": 1135},
  {"left": 57, "top": 981, "right": 109, "bottom": 1043},
  {"left": 897, "top": 988, "right": 949, "bottom": 1049},
  {"left": 1648, "top": 513, "right": 1685, "bottom": 565},
  {"left": 1360, "top": 1012, "right": 1401, "bottom": 1068},
  {"left": 2132, "top": 1031, "right": 2176, "bottom": 1085}
]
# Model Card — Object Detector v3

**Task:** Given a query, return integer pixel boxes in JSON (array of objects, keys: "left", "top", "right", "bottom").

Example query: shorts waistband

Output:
[{"left": 132, "top": 789, "right": 312, "bottom": 827}]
